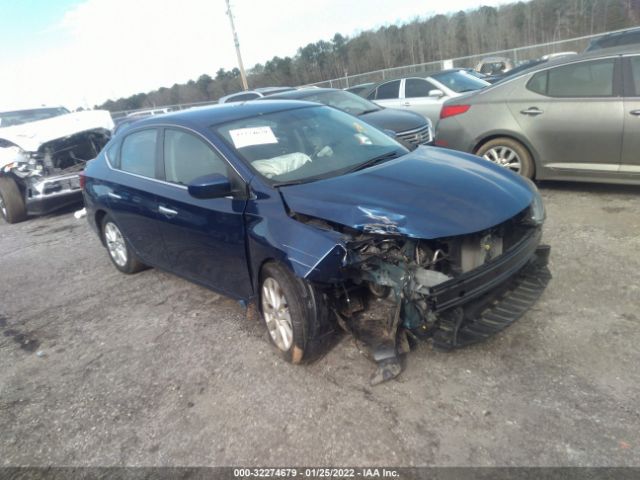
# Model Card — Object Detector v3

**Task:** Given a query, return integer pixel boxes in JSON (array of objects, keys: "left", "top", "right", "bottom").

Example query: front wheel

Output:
[
  {"left": 476, "top": 138, "right": 535, "bottom": 179},
  {"left": 101, "top": 215, "right": 146, "bottom": 274},
  {"left": 259, "top": 262, "right": 335, "bottom": 364},
  {"left": 0, "top": 177, "right": 27, "bottom": 224}
]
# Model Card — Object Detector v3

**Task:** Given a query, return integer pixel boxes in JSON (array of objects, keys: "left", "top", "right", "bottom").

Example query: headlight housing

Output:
[{"left": 523, "top": 178, "right": 545, "bottom": 225}]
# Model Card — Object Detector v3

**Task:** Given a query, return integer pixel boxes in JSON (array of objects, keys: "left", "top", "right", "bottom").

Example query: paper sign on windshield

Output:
[{"left": 229, "top": 126, "right": 278, "bottom": 149}]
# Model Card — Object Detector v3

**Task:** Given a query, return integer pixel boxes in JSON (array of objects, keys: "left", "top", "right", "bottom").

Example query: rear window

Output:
[
  {"left": 430, "top": 71, "right": 489, "bottom": 93},
  {"left": 224, "top": 93, "right": 260, "bottom": 103},
  {"left": 120, "top": 129, "right": 158, "bottom": 178}
]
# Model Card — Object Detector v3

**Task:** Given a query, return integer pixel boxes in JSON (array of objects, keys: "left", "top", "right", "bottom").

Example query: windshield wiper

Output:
[
  {"left": 359, "top": 108, "right": 380, "bottom": 115},
  {"left": 346, "top": 150, "right": 402, "bottom": 173}
]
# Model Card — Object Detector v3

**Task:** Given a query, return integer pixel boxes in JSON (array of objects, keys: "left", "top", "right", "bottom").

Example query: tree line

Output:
[{"left": 97, "top": 0, "right": 640, "bottom": 113}]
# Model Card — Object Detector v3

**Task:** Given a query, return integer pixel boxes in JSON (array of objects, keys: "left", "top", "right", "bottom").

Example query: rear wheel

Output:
[
  {"left": 0, "top": 177, "right": 27, "bottom": 224},
  {"left": 259, "top": 262, "right": 335, "bottom": 364},
  {"left": 476, "top": 137, "right": 535, "bottom": 178},
  {"left": 101, "top": 215, "right": 146, "bottom": 274}
]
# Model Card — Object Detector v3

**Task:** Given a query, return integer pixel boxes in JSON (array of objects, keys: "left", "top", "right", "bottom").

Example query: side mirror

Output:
[
  {"left": 429, "top": 89, "right": 444, "bottom": 98},
  {"left": 188, "top": 174, "right": 233, "bottom": 199}
]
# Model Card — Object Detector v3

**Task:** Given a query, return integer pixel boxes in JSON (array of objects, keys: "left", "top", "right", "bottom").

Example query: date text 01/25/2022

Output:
[{"left": 233, "top": 468, "right": 400, "bottom": 478}]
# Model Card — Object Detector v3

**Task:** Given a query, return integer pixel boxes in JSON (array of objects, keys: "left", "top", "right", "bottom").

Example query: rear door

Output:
[
  {"left": 106, "top": 128, "right": 168, "bottom": 267},
  {"left": 401, "top": 78, "right": 443, "bottom": 123},
  {"left": 621, "top": 55, "right": 640, "bottom": 171},
  {"left": 154, "top": 127, "right": 252, "bottom": 298},
  {"left": 508, "top": 57, "right": 623, "bottom": 173},
  {"left": 367, "top": 79, "right": 402, "bottom": 109}
]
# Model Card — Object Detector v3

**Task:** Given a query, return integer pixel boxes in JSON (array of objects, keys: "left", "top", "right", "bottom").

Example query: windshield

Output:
[
  {"left": 431, "top": 71, "right": 490, "bottom": 93},
  {"left": 0, "top": 107, "right": 70, "bottom": 127},
  {"left": 299, "top": 90, "right": 381, "bottom": 116},
  {"left": 214, "top": 106, "right": 407, "bottom": 185}
]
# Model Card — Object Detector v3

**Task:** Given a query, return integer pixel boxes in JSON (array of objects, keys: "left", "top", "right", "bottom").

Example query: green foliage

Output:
[{"left": 98, "top": 0, "right": 639, "bottom": 112}]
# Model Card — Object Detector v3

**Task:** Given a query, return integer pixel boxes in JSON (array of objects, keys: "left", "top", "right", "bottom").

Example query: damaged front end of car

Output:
[
  {"left": 0, "top": 128, "right": 111, "bottom": 216},
  {"left": 287, "top": 198, "right": 551, "bottom": 385}
]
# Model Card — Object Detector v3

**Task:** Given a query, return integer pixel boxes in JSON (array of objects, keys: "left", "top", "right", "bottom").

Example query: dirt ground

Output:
[{"left": 0, "top": 181, "right": 639, "bottom": 467}]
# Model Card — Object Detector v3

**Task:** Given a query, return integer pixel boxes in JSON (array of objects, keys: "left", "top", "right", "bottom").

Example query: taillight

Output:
[
  {"left": 440, "top": 104, "right": 470, "bottom": 119},
  {"left": 79, "top": 172, "right": 86, "bottom": 190}
]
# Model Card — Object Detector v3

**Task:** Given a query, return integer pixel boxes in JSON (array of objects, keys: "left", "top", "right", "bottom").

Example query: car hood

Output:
[
  {"left": 0, "top": 110, "right": 114, "bottom": 152},
  {"left": 279, "top": 147, "right": 533, "bottom": 239},
  {"left": 359, "top": 108, "right": 427, "bottom": 133}
]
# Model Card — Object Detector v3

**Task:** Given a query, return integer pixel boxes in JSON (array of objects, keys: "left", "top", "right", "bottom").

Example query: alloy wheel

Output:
[
  {"left": 482, "top": 146, "right": 522, "bottom": 173},
  {"left": 104, "top": 222, "right": 128, "bottom": 267},
  {"left": 261, "top": 277, "right": 293, "bottom": 351}
]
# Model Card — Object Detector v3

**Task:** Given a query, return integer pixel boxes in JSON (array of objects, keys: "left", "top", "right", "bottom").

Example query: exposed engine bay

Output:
[
  {"left": 0, "top": 109, "right": 113, "bottom": 220},
  {"left": 295, "top": 207, "right": 551, "bottom": 385},
  {"left": 2, "top": 129, "right": 111, "bottom": 176}
]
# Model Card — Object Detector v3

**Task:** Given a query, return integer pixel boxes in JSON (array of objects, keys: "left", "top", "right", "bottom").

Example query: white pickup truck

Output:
[{"left": 0, "top": 107, "right": 113, "bottom": 223}]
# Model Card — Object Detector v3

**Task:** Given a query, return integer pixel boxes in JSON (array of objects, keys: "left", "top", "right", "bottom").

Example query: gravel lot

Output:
[{"left": 0, "top": 181, "right": 639, "bottom": 467}]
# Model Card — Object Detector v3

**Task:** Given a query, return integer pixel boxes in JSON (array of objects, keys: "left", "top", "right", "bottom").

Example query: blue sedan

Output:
[{"left": 82, "top": 100, "right": 551, "bottom": 384}]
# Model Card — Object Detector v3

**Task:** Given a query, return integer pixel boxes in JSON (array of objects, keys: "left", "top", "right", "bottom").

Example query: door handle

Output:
[
  {"left": 630, "top": 110, "right": 640, "bottom": 116},
  {"left": 403, "top": 102, "right": 411, "bottom": 107},
  {"left": 107, "top": 192, "right": 122, "bottom": 200},
  {"left": 158, "top": 205, "right": 178, "bottom": 217},
  {"left": 520, "top": 107, "right": 543, "bottom": 116}
]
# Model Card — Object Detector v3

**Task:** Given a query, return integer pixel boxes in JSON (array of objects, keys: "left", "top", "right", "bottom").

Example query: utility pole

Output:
[{"left": 225, "top": 0, "right": 249, "bottom": 91}]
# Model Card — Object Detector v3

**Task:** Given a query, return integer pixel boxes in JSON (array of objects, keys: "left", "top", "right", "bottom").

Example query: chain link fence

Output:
[
  {"left": 306, "top": 28, "right": 628, "bottom": 90},
  {"left": 113, "top": 27, "right": 628, "bottom": 117}
]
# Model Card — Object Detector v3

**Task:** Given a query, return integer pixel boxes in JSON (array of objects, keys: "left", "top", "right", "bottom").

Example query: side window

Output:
[
  {"left": 527, "top": 71, "right": 548, "bottom": 95},
  {"left": 106, "top": 140, "right": 120, "bottom": 168},
  {"left": 374, "top": 80, "right": 401, "bottom": 100},
  {"left": 547, "top": 59, "right": 615, "bottom": 97},
  {"left": 164, "top": 129, "right": 229, "bottom": 185},
  {"left": 629, "top": 57, "right": 640, "bottom": 96},
  {"left": 405, "top": 78, "right": 436, "bottom": 98},
  {"left": 120, "top": 129, "right": 158, "bottom": 178}
]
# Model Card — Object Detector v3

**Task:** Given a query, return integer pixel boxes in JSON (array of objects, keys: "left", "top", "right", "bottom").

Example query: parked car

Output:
[
  {"left": 112, "top": 108, "right": 174, "bottom": 136},
  {"left": 366, "top": 70, "right": 490, "bottom": 124},
  {"left": 475, "top": 56, "right": 514, "bottom": 75},
  {"left": 435, "top": 47, "right": 640, "bottom": 184},
  {"left": 486, "top": 53, "right": 579, "bottom": 84},
  {"left": 0, "top": 106, "right": 113, "bottom": 223},
  {"left": 484, "top": 59, "right": 547, "bottom": 84},
  {"left": 585, "top": 27, "right": 640, "bottom": 52},
  {"left": 262, "top": 87, "right": 433, "bottom": 147},
  {"left": 82, "top": 101, "right": 550, "bottom": 383},
  {"left": 344, "top": 82, "right": 376, "bottom": 96},
  {"left": 218, "top": 87, "right": 296, "bottom": 104}
]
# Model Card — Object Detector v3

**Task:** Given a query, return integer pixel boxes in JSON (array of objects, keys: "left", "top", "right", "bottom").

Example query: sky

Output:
[{"left": 0, "top": 0, "right": 509, "bottom": 109}]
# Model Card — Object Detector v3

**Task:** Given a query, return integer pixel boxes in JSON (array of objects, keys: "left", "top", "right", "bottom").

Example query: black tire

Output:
[
  {"left": 0, "top": 177, "right": 27, "bottom": 224},
  {"left": 101, "top": 214, "right": 146, "bottom": 274},
  {"left": 259, "top": 261, "right": 335, "bottom": 364},
  {"left": 476, "top": 137, "right": 535, "bottom": 179}
]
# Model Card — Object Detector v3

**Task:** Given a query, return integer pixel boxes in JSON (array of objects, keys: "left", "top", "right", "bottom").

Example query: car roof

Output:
[
  {"left": 464, "top": 45, "right": 638, "bottom": 95},
  {"left": 127, "top": 100, "right": 320, "bottom": 129},
  {"left": 536, "top": 45, "right": 639, "bottom": 67}
]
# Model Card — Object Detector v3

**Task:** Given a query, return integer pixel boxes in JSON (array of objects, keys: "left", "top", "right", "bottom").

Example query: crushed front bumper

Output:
[
  {"left": 25, "top": 173, "right": 83, "bottom": 215},
  {"left": 431, "top": 241, "right": 551, "bottom": 350}
]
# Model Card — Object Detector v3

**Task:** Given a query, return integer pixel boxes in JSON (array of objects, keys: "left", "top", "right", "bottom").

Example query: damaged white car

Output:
[{"left": 0, "top": 106, "right": 113, "bottom": 223}]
